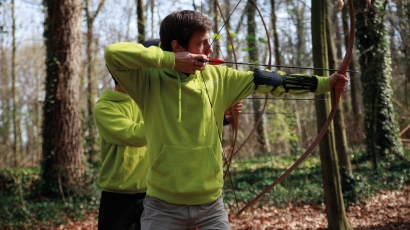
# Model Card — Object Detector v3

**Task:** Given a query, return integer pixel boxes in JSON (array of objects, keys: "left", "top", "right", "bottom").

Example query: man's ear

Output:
[{"left": 171, "top": 40, "right": 184, "bottom": 52}]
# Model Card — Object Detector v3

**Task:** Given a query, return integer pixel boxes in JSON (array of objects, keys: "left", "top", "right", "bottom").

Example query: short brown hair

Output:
[{"left": 159, "top": 10, "right": 212, "bottom": 52}]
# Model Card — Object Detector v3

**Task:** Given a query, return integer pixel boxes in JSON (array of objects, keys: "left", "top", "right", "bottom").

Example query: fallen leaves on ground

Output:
[
  {"left": 229, "top": 187, "right": 410, "bottom": 229},
  {"left": 59, "top": 187, "right": 410, "bottom": 230}
]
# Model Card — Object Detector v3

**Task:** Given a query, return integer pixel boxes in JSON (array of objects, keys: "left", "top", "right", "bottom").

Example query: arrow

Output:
[{"left": 200, "top": 58, "right": 359, "bottom": 73}]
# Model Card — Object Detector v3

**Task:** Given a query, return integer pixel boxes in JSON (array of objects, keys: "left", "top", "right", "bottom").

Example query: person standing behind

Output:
[
  {"left": 94, "top": 75, "right": 147, "bottom": 230},
  {"left": 94, "top": 41, "right": 157, "bottom": 230}
]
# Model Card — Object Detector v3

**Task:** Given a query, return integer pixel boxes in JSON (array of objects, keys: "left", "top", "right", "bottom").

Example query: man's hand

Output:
[
  {"left": 174, "top": 52, "right": 207, "bottom": 74},
  {"left": 225, "top": 100, "right": 243, "bottom": 117},
  {"left": 329, "top": 72, "right": 349, "bottom": 92}
]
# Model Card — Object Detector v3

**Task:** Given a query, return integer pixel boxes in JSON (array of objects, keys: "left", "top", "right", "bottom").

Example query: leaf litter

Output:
[{"left": 57, "top": 186, "right": 409, "bottom": 230}]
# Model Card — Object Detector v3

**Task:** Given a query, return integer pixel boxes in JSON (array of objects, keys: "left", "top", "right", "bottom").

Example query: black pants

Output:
[{"left": 98, "top": 191, "right": 146, "bottom": 230}]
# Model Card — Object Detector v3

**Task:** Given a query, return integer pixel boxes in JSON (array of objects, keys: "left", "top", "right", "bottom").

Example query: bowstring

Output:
[{"left": 198, "top": 0, "right": 243, "bottom": 213}]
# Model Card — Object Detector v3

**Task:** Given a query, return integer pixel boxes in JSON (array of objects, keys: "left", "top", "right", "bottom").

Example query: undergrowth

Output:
[
  {"left": 1, "top": 150, "right": 409, "bottom": 228},
  {"left": 222, "top": 150, "right": 410, "bottom": 211},
  {"left": 0, "top": 166, "right": 100, "bottom": 229}
]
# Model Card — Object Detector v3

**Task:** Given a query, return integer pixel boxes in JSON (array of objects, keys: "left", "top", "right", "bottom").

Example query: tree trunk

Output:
[
  {"left": 36, "top": 94, "right": 42, "bottom": 164},
  {"left": 247, "top": 0, "right": 269, "bottom": 154},
  {"left": 395, "top": 1, "right": 410, "bottom": 122},
  {"left": 0, "top": 20, "right": 11, "bottom": 166},
  {"left": 327, "top": 0, "right": 357, "bottom": 205},
  {"left": 406, "top": 2, "right": 410, "bottom": 108},
  {"left": 354, "top": 0, "right": 404, "bottom": 170},
  {"left": 40, "top": 0, "right": 85, "bottom": 197},
  {"left": 211, "top": 0, "right": 220, "bottom": 59},
  {"left": 342, "top": 0, "right": 364, "bottom": 146},
  {"left": 84, "top": 0, "right": 104, "bottom": 161},
  {"left": 224, "top": 0, "right": 233, "bottom": 65},
  {"left": 291, "top": 1, "right": 307, "bottom": 68},
  {"left": 136, "top": 0, "right": 145, "bottom": 43},
  {"left": 11, "top": 0, "right": 21, "bottom": 168},
  {"left": 150, "top": 0, "right": 155, "bottom": 38},
  {"left": 311, "top": 0, "right": 352, "bottom": 229},
  {"left": 270, "top": 0, "right": 281, "bottom": 67},
  {"left": 11, "top": 0, "right": 25, "bottom": 208}
]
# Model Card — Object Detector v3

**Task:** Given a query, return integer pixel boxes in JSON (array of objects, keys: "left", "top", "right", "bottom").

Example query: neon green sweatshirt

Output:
[
  {"left": 94, "top": 89, "right": 148, "bottom": 194},
  {"left": 104, "top": 42, "right": 330, "bottom": 204}
]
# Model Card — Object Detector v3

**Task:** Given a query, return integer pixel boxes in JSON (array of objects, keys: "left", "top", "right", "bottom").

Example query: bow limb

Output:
[
  {"left": 237, "top": 0, "right": 355, "bottom": 216},
  {"left": 229, "top": 0, "right": 272, "bottom": 158},
  {"left": 199, "top": 0, "right": 244, "bottom": 212},
  {"left": 213, "top": 0, "right": 240, "bottom": 178},
  {"left": 223, "top": 108, "right": 239, "bottom": 179}
]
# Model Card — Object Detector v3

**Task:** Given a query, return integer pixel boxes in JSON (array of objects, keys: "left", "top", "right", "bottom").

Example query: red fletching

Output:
[{"left": 208, "top": 58, "right": 225, "bottom": 65}]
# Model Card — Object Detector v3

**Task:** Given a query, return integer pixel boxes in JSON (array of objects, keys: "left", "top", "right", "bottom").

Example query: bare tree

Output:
[
  {"left": 327, "top": 0, "right": 357, "bottom": 205},
  {"left": 84, "top": 0, "right": 105, "bottom": 160},
  {"left": 10, "top": 0, "right": 26, "bottom": 209},
  {"left": 211, "top": 0, "right": 220, "bottom": 58},
  {"left": 136, "top": 0, "right": 145, "bottom": 42},
  {"left": 270, "top": 0, "right": 281, "bottom": 67},
  {"left": 342, "top": 0, "right": 364, "bottom": 145},
  {"left": 247, "top": 0, "right": 269, "bottom": 154},
  {"left": 11, "top": 0, "right": 20, "bottom": 168},
  {"left": 150, "top": 0, "right": 155, "bottom": 38},
  {"left": 288, "top": 0, "right": 308, "bottom": 68},
  {"left": 0, "top": 1, "right": 12, "bottom": 166},
  {"left": 224, "top": 0, "right": 233, "bottom": 64},
  {"left": 311, "top": 0, "right": 352, "bottom": 228}
]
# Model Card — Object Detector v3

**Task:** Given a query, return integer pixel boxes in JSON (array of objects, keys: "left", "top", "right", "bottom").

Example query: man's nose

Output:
[{"left": 206, "top": 45, "right": 213, "bottom": 54}]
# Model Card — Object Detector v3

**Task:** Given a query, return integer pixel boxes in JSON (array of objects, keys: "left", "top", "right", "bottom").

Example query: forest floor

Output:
[{"left": 58, "top": 187, "right": 410, "bottom": 230}]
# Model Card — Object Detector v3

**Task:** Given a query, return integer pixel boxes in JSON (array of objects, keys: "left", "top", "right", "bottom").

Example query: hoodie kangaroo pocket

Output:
[
  {"left": 99, "top": 151, "right": 148, "bottom": 192},
  {"left": 150, "top": 145, "right": 222, "bottom": 196}
]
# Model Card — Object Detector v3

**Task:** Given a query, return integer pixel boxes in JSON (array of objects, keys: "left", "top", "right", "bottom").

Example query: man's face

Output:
[{"left": 185, "top": 31, "right": 213, "bottom": 57}]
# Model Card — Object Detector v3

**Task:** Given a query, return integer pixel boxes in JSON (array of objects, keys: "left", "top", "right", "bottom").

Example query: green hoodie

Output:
[
  {"left": 104, "top": 42, "right": 330, "bottom": 204},
  {"left": 94, "top": 89, "right": 148, "bottom": 194}
]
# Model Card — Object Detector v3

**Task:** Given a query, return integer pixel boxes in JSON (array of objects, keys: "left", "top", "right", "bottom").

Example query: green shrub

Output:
[
  {"left": 223, "top": 153, "right": 410, "bottom": 209},
  {"left": 0, "top": 166, "right": 101, "bottom": 229}
]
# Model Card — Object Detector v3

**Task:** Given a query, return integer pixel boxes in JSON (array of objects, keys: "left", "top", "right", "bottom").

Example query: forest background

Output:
[{"left": 0, "top": 0, "right": 409, "bottom": 229}]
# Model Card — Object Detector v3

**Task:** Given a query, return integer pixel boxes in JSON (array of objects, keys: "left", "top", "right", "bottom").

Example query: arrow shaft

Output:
[
  {"left": 203, "top": 60, "right": 358, "bottom": 73},
  {"left": 245, "top": 97, "right": 326, "bottom": 101}
]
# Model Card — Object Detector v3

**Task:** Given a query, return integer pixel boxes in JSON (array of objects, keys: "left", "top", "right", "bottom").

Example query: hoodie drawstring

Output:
[
  {"left": 199, "top": 74, "right": 207, "bottom": 136},
  {"left": 202, "top": 88, "right": 207, "bottom": 136},
  {"left": 176, "top": 71, "right": 207, "bottom": 136},
  {"left": 176, "top": 72, "right": 182, "bottom": 122}
]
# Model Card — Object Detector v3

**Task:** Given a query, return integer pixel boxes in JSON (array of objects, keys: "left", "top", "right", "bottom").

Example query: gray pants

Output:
[{"left": 141, "top": 195, "right": 230, "bottom": 230}]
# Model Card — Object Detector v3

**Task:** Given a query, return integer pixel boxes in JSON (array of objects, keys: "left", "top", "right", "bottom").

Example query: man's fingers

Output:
[
  {"left": 335, "top": 81, "right": 348, "bottom": 92},
  {"left": 195, "top": 59, "right": 207, "bottom": 68}
]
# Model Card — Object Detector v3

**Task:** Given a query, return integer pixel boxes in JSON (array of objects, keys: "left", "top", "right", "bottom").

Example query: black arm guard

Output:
[{"left": 253, "top": 68, "right": 318, "bottom": 92}]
